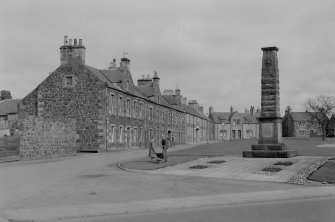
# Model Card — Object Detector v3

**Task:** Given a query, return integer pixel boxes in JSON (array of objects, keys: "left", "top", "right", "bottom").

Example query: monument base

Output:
[{"left": 243, "top": 143, "right": 298, "bottom": 158}]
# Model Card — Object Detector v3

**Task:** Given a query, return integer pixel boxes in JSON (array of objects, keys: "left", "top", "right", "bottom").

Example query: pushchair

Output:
[{"left": 151, "top": 152, "right": 165, "bottom": 163}]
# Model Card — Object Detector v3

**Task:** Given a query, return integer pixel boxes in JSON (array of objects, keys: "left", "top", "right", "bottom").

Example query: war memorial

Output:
[{"left": 243, "top": 47, "right": 298, "bottom": 158}]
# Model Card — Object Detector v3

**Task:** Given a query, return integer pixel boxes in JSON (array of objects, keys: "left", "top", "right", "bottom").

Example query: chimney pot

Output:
[
  {"left": 69, "top": 39, "right": 72, "bottom": 45},
  {"left": 74, "top": 39, "right": 77, "bottom": 45},
  {"left": 79, "top": 39, "right": 83, "bottom": 46}
]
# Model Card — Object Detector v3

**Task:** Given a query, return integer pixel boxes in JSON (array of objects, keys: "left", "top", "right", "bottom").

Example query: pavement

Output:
[
  {"left": 1, "top": 141, "right": 335, "bottom": 222},
  {"left": 2, "top": 186, "right": 335, "bottom": 221}
]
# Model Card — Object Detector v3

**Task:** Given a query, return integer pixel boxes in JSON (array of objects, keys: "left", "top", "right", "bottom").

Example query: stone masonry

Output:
[
  {"left": 19, "top": 117, "right": 77, "bottom": 160},
  {"left": 20, "top": 36, "right": 209, "bottom": 154},
  {"left": 243, "top": 47, "right": 297, "bottom": 158}
]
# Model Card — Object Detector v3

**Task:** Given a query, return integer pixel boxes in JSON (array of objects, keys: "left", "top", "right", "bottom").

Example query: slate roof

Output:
[
  {"left": 85, "top": 65, "right": 123, "bottom": 90},
  {"left": 0, "top": 99, "right": 21, "bottom": 115},
  {"left": 181, "top": 104, "right": 209, "bottom": 120},
  {"left": 162, "top": 95, "right": 178, "bottom": 106},
  {"left": 289, "top": 112, "right": 316, "bottom": 122},
  {"left": 101, "top": 69, "right": 125, "bottom": 84},
  {"left": 136, "top": 85, "right": 155, "bottom": 97},
  {"left": 241, "top": 113, "right": 258, "bottom": 124},
  {"left": 211, "top": 112, "right": 231, "bottom": 123},
  {"left": 69, "top": 64, "right": 207, "bottom": 117},
  {"left": 211, "top": 111, "right": 258, "bottom": 124}
]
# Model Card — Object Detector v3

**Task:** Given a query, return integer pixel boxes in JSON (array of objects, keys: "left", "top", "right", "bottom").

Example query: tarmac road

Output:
[{"left": 62, "top": 196, "right": 335, "bottom": 222}]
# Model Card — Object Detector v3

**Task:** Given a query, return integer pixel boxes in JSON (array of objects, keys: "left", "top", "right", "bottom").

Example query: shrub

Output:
[
  {"left": 262, "top": 166, "right": 282, "bottom": 172},
  {"left": 207, "top": 160, "right": 226, "bottom": 164},
  {"left": 273, "top": 161, "right": 294, "bottom": 166},
  {"left": 189, "top": 165, "right": 209, "bottom": 169}
]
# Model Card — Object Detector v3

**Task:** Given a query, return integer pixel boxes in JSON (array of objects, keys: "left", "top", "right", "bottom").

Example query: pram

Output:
[{"left": 151, "top": 152, "right": 166, "bottom": 164}]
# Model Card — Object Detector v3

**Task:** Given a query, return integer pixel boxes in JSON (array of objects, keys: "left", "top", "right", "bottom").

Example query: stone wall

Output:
[
  {"left": 19, "top": 117, "right": 77, "bottom": 160},
  {"left": 20, "top": 64, "right": 106, "bottom": 151}
]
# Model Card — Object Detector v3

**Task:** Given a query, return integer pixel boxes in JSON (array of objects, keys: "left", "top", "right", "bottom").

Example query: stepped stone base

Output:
[
  {"left": 243, "top": 150, "right": 298, "bottom": 158},
  {"left": 243, "top": 143, "right": 298, "bottom": 158}
]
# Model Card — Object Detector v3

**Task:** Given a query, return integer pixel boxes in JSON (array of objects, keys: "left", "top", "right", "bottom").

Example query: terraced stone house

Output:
[
  {"left": 209, "top": 106, "right": 259, "bottom": 140},
  {"left": 20, "top": 36, "right": 213, "bottom": 152},
  {"left": 282, "top": 106, "right": 324, "bottom": 138}
]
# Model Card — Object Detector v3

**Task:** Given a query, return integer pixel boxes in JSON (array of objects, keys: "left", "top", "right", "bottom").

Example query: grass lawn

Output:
[{"left": 308, "top": 160, "right": 335, "bottom": 184}]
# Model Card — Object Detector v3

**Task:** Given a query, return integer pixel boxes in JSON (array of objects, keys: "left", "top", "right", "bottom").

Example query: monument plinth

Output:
[{"left": 243, "top": 47, "right": 297, "bottom": 158}]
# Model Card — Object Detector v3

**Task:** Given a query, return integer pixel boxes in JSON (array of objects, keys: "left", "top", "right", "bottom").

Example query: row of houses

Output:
[
  {"left": 18, "top": 36, "right": 212, "bottom": 153},
  {"left": 3, "top": 36, "right": 331, "bottom": 159},
  {"left": 209, "top": 106, "right": 260, "bottom": 140}
]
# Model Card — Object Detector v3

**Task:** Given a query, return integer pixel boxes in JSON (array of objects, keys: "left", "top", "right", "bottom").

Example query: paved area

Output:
[
  {"left": 1, "top": 140, "right": 335, "bottom": 221},
  {"left": 143, "top": 156, "right": 326, "bottom": 183},
  {"left": 318, "top": 143, "right": 335, "bottom": 147},
  {"left": 3, "top": 186, "right": 335, "bottom": 222}
]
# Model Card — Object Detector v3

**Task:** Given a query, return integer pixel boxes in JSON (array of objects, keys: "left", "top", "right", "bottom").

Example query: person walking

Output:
[
  {"left": 148, "top": 136, "right": 155, "bottom": 160},
  {"left": 161, "top": 135, "right": 168, "bottom": 163},
  {"left": 171, "top": 135, "right": 175, "bottom": 148}
]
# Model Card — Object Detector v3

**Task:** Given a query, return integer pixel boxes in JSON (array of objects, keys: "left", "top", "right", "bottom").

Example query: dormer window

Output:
[{"left": 126, "top": 80, "right": 130, "bottom": 91}]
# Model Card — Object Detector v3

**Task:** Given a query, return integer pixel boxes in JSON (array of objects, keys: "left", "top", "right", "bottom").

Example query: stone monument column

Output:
[{"left": 243, "top": 47, "right": 297, "bottom": 158}]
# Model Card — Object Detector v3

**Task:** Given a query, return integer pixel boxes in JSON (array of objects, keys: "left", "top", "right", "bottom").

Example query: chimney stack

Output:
[
  {"left": 209, "top": 106, "right": 213, "bottom": 114},
  {"left": 64, "top": 36, "right": 69, "bottom": 46},
  {"left": 60, "top": 35, "right": 86, "bottom": 65},
  {"left": 230, "top": 105, "right": 234, "bottom": 114},
  {"left": 250, "top": 106, "right": 255, "bottom": 116}
]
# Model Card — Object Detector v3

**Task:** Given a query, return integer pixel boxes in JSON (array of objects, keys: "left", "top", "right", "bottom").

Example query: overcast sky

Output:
[{"left": 1, "top": 0, "right": 335, "bottom": 115}]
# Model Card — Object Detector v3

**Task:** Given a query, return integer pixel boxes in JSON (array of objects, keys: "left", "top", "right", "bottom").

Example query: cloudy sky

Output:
[{"left": 1, "top": 0, "right": 335, "bottom": 115}]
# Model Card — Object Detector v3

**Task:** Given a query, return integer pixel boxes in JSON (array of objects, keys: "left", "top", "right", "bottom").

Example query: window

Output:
[
  {"left": 110, "top": 125, "right": 115, "bottom": 143},
  {"left": 119, "top": 96, "right": 123, "bottom": 116},
  {"left": 126, "top": 80, "right": 130, "bottom": 91},
  {"left": 237, "top": 119, "right": 241, "bottom": 125},
  {"left": 119, "top": 126, "right": 123, "bottom": 143},
  {"left": 126, "top": 99, "right": 130, "bottom": 117},
  {"left": 65, "top": 76, "right": 73, "bottom": 85},
  {"left": 63, "top": 75, "right": 75, "bottom": 88},
  {"left": 134, "top": 101, "right": 137, "bottom": 118},
  {"left": 149, "top": 107, "right": 153, "bottom": 121},
  {"left": 139, "top": 102, "right": 142, "bottom": 119},
  {"left": 157, "top": 109, "right": 159, "bottom": 122},
  {"left": 110, "top": 94, "right": 115, "bottom": 115},
  {"left": 133, "top": 128, "right": 137, "bottom": 143}
]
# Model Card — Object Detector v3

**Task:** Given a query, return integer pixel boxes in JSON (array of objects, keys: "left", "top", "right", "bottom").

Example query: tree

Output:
[
  {"left": 305, "top": 95, "right": 335, "bottom": 141},
  {"left": 0, "top": 90, "right": 12, "bottom": 100}
]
